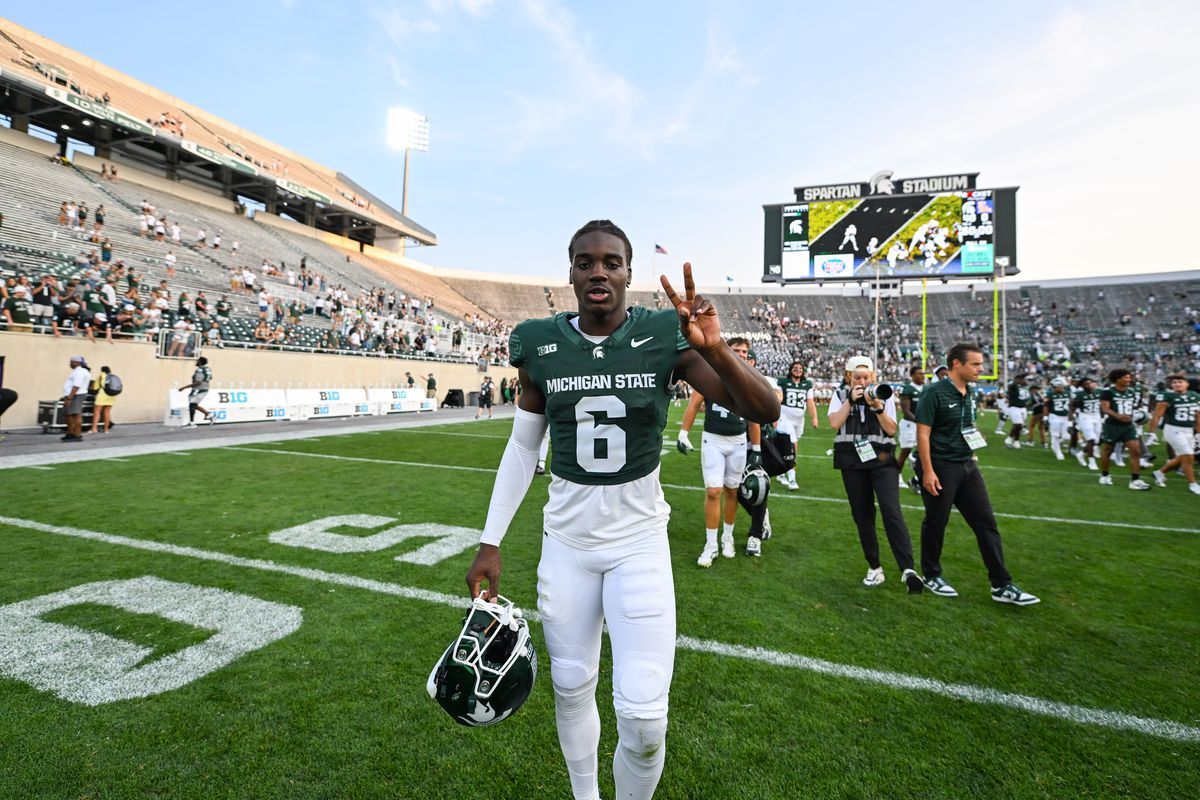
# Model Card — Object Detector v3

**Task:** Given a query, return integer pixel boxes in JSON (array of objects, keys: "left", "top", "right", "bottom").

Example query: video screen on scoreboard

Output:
[{"left": 779, "top": 190, "right": 996, "bottom": 281}]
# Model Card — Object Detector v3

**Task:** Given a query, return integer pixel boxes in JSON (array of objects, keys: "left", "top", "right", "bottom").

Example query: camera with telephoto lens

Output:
[{"left": 856, "top": 384, "right": 893, "bottom": 403}]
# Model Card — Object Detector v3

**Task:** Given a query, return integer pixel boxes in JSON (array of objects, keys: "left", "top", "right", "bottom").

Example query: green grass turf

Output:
[{"left": 1, "top": 408, "right": 1197, "bottom": 799}]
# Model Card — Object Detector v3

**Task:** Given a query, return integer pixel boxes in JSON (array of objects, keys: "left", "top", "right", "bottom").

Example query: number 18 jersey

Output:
[{"left": 510, "top": 307, "right": 689, "bottom": 549}]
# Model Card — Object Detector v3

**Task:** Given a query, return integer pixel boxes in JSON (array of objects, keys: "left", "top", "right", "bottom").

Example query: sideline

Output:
[
  {"left": 0, "top": 409, "right": 514, "bottom": 470},
  {"left": 1, "top": 513, "right": 1195, "bottom": 744},
  {"left": 226, "top": 445, "right": 1200, "bottom": 536}
]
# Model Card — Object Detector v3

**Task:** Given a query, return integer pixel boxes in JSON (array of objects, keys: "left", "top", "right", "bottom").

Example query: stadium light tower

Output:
[{"left": 386, "top": 107, "right": 430, "bottom": 218}]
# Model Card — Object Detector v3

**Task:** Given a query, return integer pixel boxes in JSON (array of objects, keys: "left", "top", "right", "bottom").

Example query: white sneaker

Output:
[
  {"left": 1075, "top": 451, "right": 1088, "bottom": 467},
  {"left": 1054, "top": 450, "right": 1065, "bottom": 461},
  {"left": 1113, "top": 455, "right": 1125, "bottom": 467},
  {"left": 1129, "top": 478, "right": 1151, "bottom": 491},
  {"left": 1088, "top": 458, "right": 1099, "bottom": 471},
  {"left": 1004, "top": 437, "right": 1015, "bottom": 448},
  {"left": 745, "top": 536, "right": 761, "bottom": 557},
  {"left": 1189, "top": 483, "right": 1200, "bottom": 495},
  {"left": 776, "top": 475, "right": 789, "bottom": 486},
  {"left": 862, "top": 567, "right": 885, "bottom": 587},
  {"left": 1013, "top": 440, "right": 1021, "bottom": 450},
  {"left": 720, "top": 535, "right": 735, "bottom": 559},
  {"left": 1098, "top": 475, "right": 1113, "bottom": 485},
  {"left": 1152, "top": 471, "right": 1167, "bottom": 488},
  {"left": 697, "top": 546, "right": 718, "bottom": 568},
  {"left": 898, "top": 474, "right": 907, "bottom": 488},
  {"left": 787, "top": 480, "right": 799, "bottom": 491}
]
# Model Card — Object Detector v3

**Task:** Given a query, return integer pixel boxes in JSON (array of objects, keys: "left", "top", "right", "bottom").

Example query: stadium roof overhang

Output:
[{"left": 0, "top": 70, "right": 436, "bottom": 249}]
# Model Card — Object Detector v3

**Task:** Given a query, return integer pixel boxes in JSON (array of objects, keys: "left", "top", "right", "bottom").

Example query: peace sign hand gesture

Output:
[{"left": 660, "top": 263, "right": 723, "bottom": 353}]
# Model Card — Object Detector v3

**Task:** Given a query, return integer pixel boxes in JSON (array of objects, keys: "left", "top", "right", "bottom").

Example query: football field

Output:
[{"left": 2, "top": 408, "right": 1198, "bottom": 799}]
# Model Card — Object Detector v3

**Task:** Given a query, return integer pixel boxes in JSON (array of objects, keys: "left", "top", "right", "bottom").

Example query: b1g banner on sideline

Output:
[{"left": 163, "top": 387, "right": 435, "bottom": 427}]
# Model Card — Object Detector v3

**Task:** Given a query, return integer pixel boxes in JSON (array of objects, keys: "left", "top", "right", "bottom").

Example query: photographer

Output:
[{"left": 828, "top": 356, "right": 923, "bottom": 593}]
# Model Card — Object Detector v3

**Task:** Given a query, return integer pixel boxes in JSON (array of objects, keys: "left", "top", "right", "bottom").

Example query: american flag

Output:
[{"left": 654, "top": 244, "right": 667, "bottom": 255}]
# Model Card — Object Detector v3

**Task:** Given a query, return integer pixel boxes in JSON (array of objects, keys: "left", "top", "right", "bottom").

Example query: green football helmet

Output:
[
  {"left": 427, "top": 594, "right": 537, "bottom": 727},
  {"left": 738, "top": 464, "right": 771, "bottom": 508}
]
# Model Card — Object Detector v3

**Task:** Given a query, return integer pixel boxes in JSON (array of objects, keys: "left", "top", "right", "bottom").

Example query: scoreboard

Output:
[{"left": 763, "top": 171, "right": 1018, "bottom": 282}]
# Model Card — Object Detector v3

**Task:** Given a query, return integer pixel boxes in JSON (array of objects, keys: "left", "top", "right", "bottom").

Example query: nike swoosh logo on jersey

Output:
[
  {"left": 948, "top": 403, "right": 958, "bottom": 408},
  {"left": 631, "top": 337, "right": 653, "bottom": 348}
]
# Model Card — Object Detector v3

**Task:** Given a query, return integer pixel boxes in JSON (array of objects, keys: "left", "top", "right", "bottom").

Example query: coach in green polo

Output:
[{"left": 914, "top": 343, "right": 1040, "bottom": 606}]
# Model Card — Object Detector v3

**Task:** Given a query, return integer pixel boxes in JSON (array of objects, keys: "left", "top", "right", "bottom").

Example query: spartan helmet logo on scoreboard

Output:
[{"left": 869, "top": 169, "right": 895, "bottom": 195}]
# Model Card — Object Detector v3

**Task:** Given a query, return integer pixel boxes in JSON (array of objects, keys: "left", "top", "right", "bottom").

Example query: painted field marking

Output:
[
  {"left": 1, "top": 513, "right": 1196, "bottom": 743},
  {"left": 228, "top": 446, "right": 1200, "bottom": 536},
  {"left": 25, "top": 466, "right": 55, "bottom": 471},
  {"left": 104, "top": 458, "right": 130, "bottom": 463}
]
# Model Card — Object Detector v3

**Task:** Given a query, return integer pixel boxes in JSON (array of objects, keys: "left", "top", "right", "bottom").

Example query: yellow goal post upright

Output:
[{"left": 918, "top": 270, "right": 1007, "bottom": 384}]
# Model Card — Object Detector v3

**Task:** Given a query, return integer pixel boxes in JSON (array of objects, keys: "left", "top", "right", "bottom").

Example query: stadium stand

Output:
[{"left": 0, "top": 20, "right": 427, "bottom": 240}]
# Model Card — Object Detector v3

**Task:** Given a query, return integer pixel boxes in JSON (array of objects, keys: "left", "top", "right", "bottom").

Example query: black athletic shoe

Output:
[{"left": 902, "top": 569, "right": 924, "bottom": 594}]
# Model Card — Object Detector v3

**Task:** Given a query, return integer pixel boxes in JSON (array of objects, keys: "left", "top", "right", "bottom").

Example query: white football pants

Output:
[{"left": 538, "top": 531, "right": 676, "bottom": 800}]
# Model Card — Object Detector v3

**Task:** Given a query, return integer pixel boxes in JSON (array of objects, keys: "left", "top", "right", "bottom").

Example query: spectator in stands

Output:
[
  {"left": 53, "top": 301, "right": 94, "bottom": 340},
  {"left": 254, "top": 319, "right": 271, "bottom": 349},
  {"left": 110, "top": 165, "right": 118, "bottom": 181},
  {"left": 195, "top": 228, "right": 206, "bottom": 248},
  {"left": 258, "top": 287, "right": 271, "bottom": 319},
  {"left": 168, "top": 319, "right": 195, "bottom": 357},
  {"left": 32, "top": 275, "right": 58, "bottom": 333},
  {"left": 216, "top": 295, "right": 232, "bottom": 320},
  {"left": 206, "top": 321, "right": 223, "bottom": 348},
  {"left": 171, "top": 221, "right": 181, "bottom": 244},
  {"left": 99, "top": 163, "right": 108, "bottom": 180},
  {"left": 2, "top": 285, "right": 34, "bottom": 333},
  {"left": 61, "top": 355, "right": 90, "bottom": 442},
  {"left": 94, "top": 204, "right": 105, "bottom": 233},
  {"left": 165, "top": 251, "right": 177, "bottom": 278},
  {"left": 88, "top": 366, "right": 117, "bottom": 434},
  {"left": 195, "top": 292, "right": 209, "bottom": 320},
  {"left": 90, "top": 311, "right": 115, "bottom": 343},
  {"left": 212, "top": 233, "right": 222, "bottom": 250},
  {"left": 58, "top": 201, "right": 67, "bottom": 226}
]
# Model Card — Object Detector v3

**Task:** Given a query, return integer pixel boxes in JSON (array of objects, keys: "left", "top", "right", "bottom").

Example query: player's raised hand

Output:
[{"left": 660, "top": 263, "right": 723, "bottom": 352}]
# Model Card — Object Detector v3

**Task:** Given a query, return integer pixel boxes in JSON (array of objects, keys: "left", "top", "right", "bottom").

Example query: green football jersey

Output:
[
  {"left": 1046, "top": 389, "right": 1072, "bottom": 416},
  {"left": 511, "top": 307, "right": 689, "bottom": 485},
  {"left": 1160, "top": 390, "right": 1200, "bottom": 428},
  {"left": 1074, "top": 389, "right": 1101, "bottom": 416},
  {"left": 1007, "top": 383, "right": 1031, "bottom": 408},
  {"left": 703, "top": 398, "right": 747, "bottom": 436},
  {"left": 1099, "top": 386, "right": 1139, "bottom": 419},
  {"left": 777, "top": 377, "right": 814, "bottom": 409}
]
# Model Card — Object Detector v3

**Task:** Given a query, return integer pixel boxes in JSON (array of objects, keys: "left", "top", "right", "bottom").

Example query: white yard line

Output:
[
  {"left": 228, "top": 446, "right": 1200, "bottom": 536},
  {"left": 1, "top": 513, "right": 1196, "bottom": 744}
]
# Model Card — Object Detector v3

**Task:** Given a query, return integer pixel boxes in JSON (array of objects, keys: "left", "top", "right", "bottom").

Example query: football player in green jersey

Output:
[
  {"left": 1072, "top": 377, "right": 1103, "bottom": 470},
  {"left": 1004, "top": 375, "right": 1031, "bottom": 449},
  {"left": 1147, "top": 374, "right": 1200, "bottom": 493},
  {"left": 775, "top": 361, "right": 818, "bottom": 490},
  {"left": 895, "top": 365, "right": 925, "bottom": 492},
  {"left": 678, "top": 337, "right": 763, "bottom": 565},
  {"left": 1044, "top": 377, "right": 1074, "bottom": 460},
  {"left": 465, "top": 221, "right": 779, "bottom": 800},
  {"left": 1098, "top": 368, "right": 1150, "bottom": 489}
]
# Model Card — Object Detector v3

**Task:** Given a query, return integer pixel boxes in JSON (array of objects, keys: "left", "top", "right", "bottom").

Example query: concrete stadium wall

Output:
[{"left": 0, "top": 332, "right": 516, "bottom": 429}]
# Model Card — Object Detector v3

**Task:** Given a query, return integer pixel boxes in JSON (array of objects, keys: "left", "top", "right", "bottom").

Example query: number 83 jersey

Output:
[{"left": 510, "top": 307, "right": 689, "bottom": 549}]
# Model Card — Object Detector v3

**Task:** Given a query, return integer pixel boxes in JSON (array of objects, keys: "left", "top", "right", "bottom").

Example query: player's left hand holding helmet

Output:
[{"left": 427, "top": 594, "right": 537, "bottom": 727}]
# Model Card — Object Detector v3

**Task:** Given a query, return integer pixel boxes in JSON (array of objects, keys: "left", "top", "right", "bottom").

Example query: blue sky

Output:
[{"left": 9, "top": 1, "right": 1199, "bottom": 286}]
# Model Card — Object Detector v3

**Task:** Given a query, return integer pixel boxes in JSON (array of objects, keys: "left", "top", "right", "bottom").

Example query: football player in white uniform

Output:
[
  {"left": 840, "top": 223, "right": 859, "bottom": 252},
  {"left": 466, "top": 222, "right": 779, "bottom": 800}
]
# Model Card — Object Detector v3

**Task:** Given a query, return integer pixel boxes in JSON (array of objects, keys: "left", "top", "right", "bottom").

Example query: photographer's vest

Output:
[{"left": 832, "top": 388, "right": 895, "bottom": 470}]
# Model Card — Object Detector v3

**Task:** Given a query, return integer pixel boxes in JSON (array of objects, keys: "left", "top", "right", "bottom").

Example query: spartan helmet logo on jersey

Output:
[
  {"left": 738, "top": 464, "right": 771, "bottom": 508},
  {"left": 868, "top": 169, "right": 895, "bottom": 195},
  {"left": 427, "top": 595, "right": 537, "bottom": 727}
]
